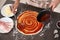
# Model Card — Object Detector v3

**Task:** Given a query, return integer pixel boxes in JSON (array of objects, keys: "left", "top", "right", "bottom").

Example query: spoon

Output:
[{"left": 37, "top": 7, "right": 52, "bottom": 22}]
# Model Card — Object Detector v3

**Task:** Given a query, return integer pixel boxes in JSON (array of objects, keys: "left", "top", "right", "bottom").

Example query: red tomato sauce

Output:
[{"left": 17, "top": 10, "right": 44, "bottom": 35}]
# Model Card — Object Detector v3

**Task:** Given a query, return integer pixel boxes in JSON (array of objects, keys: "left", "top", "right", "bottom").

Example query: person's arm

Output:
[
  {"left": 49, "top": 0, "right": 60, "bottom": 10},
  {"left": 12, "top": 0, "right": 20, "bottom": 13}
]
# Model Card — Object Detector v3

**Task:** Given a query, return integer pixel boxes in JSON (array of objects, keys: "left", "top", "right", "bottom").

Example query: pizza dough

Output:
[{"left": 17, "top": 10, "right": 44, "bottom": 35}]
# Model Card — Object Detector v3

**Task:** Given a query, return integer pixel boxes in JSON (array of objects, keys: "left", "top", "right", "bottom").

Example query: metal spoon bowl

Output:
[{"left": 37, "top": 9, "right": 51, "bottom": 22}]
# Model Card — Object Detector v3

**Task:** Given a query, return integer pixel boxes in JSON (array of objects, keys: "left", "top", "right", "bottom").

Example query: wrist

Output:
[
  {"left": 15, "top": 1, "right": 19, "bottom": 4},
  {"left": 15, "top": 0, "right": 20, "bottom": 4}
]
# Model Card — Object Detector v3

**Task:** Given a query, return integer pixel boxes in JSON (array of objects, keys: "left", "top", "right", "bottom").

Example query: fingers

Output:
[
  {"left": 11, "top": 4, "right": 17, "bottom": 14},
  {"left": 49, "top": 2, "right": 57, "bottom": 10},
  {"left": 49, "top": 0, "right": 60, "bottom": 11},
  {"left": 49, "top": 2, "right": 52, "bottom": 8},
  {"left": 11, "top": 3, "right": 19, "bottom": 14},
  {"left": 52, "top": 4, "right": 56, "bottom": 10}
]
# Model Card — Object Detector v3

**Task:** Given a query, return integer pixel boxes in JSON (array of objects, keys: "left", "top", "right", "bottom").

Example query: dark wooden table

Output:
[{"left": 0, "top": 0, "right": 60, "bottom": 40}]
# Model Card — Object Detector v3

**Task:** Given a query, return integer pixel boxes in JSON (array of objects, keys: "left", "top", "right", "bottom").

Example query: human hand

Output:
[
  {"left": 11, "top": 2, "right": 19, "bottom": 13},
  {"left": 49, "top": 0, "right": 60, "bottom": 10}
]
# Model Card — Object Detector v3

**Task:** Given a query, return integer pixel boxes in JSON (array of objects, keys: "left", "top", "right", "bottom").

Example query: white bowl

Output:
[
  {"left": 0, "top": 17, "right": 14, "bottom": 33},
  {"left": 1, "top": 4, "right": 15, "bottom": 17}
]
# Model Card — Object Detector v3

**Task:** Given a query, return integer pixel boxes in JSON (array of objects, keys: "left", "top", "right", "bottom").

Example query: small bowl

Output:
[
  {"left": 1, "top": 4, "right": 17, "bottom": 17},
  {"left": 0, "top": 17, "right": 14, "bottom": 33},
  {"left": 56, "top": 21, "right": 60, "bottom": 29}
]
